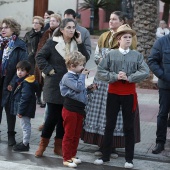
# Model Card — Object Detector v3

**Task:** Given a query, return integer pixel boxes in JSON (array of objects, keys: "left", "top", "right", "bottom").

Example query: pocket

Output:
[
  {"left": 163, "top": 49, "right": 170, "bottom": 64},
  {"left": 163, "top": 49, "right": 170, "bottom": 73}
]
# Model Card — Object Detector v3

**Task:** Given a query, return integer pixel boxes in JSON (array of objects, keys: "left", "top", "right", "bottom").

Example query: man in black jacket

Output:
[{"left": 148, "top": 34, "right": 170, "bottom": 154}]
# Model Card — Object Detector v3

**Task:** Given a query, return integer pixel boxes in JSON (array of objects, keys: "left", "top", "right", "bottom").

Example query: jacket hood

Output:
[
  {"left": 14, "top": 37, "right": 27, "bottom": 51},
  {"left": 25, "top": 75, "right": 36, "bottom": 83}
]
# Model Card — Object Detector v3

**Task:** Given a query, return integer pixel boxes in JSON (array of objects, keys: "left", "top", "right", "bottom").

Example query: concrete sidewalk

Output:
[{"left": 0, "top": 72, "right": 170, "bottom": 169}]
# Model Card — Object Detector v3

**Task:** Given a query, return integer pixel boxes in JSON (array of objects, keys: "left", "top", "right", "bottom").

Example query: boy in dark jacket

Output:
[{"left": 11, "top": 61, "right": 38, "bottom": 151}]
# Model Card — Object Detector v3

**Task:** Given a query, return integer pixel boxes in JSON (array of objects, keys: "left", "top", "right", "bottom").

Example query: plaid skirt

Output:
[{"left": 82, "top": 78, "right": 141, "bottom": 148}]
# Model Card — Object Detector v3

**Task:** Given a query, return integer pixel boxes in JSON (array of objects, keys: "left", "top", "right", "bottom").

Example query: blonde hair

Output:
[
  {"left": 65, "top": 51, "right": 86, "bottom": 69},
  {"left": 50, "top": 14, "right": 62, "bottom": 23},
  {"left": 33, "top": 16, "right": 44, "bottom": 28}
]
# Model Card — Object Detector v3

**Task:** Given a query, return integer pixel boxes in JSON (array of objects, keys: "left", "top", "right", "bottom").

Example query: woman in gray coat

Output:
[{"left": 35, "top": 18, "right": 89, "bottom": 157}]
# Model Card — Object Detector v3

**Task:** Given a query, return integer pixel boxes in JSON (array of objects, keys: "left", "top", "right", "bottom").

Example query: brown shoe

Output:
[
  {"left": 54, "top": 138, "right": 62, "bottom": 156},
  {"left": 38, "top": 124, "right": 44, "bottom": 131},
  {"left": 35, "top": 137, "right": 49, "bottom": 157}
]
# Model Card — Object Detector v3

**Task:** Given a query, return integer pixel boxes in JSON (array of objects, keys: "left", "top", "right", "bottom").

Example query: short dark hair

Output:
[
  {"left": 45, "top": 10, "right": 54, "bottom": 16},
  {"left": 111, "top": 11, "right": 126, "bottom": 24},
  {"left": 16, "top": 60, "right": 31, "bottom": 73},
  {"left": 64, "top": 9, "right": 76, "bottom": 19}
]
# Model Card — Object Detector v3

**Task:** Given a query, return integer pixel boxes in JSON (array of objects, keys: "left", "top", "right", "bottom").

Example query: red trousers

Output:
[{"left": 62, "top": 107, "right": 84, "bottom": 161}]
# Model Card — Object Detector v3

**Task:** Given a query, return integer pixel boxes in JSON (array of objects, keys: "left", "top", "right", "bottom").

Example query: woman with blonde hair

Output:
[{"left": 23, "top": 16, "right": 44, "bottom": 104}]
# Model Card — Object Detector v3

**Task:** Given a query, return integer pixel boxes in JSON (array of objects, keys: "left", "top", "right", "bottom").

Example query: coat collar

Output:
[{"left": 52, "top": 36, "right": 78, "bottom": 59}]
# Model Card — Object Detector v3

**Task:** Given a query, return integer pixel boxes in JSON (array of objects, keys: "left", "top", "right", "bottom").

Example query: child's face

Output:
[
  {"left": 118, "top": 33, "right": 132, "bottom": 49},
  {"left": 71, "top": 62, "right": 85, "bottom": 73},
  {"left": 17, "top": 68, "right": 28, "bottom": 78}
]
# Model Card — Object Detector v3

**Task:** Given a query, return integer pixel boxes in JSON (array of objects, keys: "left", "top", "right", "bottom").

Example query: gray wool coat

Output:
[{"left": 35, "top": 36, "right": 89, "bottom": 104}]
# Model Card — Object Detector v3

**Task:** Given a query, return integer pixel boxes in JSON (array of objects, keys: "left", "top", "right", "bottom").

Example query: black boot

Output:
[
  {"left": 8, "top": 131, "right": 16, "bottom": 146},
  {"left": 152, "top": 143, "right": 164, "bottom": 154},
  {"left": 36, "top": 97, "right": 42, "bottom": 105}
]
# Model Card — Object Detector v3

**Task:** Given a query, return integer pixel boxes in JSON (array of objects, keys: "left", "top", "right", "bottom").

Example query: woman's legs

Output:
[
  {"left": 5, "top": 102, "right": 16, "bottom": 146},
  {"left": 35, "top": 103, "right": 63, "bottom": 157},
  {"left": 42, "top": 103, "right": 63, "bottom": 139}
]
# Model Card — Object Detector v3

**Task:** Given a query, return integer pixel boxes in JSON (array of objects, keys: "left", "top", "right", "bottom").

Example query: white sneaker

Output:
[
  {"left": 72, "top": 157, "right": 82, "bottom": 164},
  {"left": 94, "top": 158, "right": 104, "bottom": 165},
  {"left": 63, "top": 160, "right": 77, "bottom": 168},
  {"left": 94, "top": 158, "right": 109, "bottom": 165},
  {"left": 124, "top": 162, "right": 134, "bottom": 168},
  {"left": 94, "top": 151, "right": 102, "bottom": 156}
]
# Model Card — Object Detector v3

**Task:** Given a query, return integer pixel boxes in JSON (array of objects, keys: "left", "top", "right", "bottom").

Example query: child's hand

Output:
[
  {"left": 118, "top": 71, "right": 126, "bottom": 80},
  {"left": 7, "top": 85, "right": 13, "bottom": 91},
  {"left": 82, "top": 69, "right": 90, "bottom": 75},
  {"left": 87, "top": 83, "right": 98, "bottom": 91},
  {"left": 17, "top": 114, "right": 22, "bottom": 118}
]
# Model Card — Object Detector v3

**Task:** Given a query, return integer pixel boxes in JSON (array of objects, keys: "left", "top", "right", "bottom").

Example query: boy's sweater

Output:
[{"left": 59, "top": 71, "right": 87, "bottom": 115}]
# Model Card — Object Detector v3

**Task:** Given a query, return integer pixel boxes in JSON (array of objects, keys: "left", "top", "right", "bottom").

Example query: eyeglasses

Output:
[
  {"left": 0, "top": 26, "right": 10, "bottom": 31},
  {"left": 32, "top": 22, "right": 40, "bottom": 25}
]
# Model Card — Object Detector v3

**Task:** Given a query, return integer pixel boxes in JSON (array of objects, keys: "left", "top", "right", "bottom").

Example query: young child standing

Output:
[
  {"left": 59, "top": 51, "right": 97, "bottom": 168},
  {"left": 11, "top": 60, "right": 38, "bottom": 151},
  {"left": 94, "top": 25, "right": 149, "bottom": 168}
]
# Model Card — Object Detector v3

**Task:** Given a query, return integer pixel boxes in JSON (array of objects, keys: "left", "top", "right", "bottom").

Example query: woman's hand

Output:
[{"left": 74, "top": 30, "right": 82, "bottom": 44}]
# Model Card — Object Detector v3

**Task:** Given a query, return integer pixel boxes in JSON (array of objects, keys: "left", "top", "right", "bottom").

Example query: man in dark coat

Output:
[{"left": 148, "top": 33, "right": 170, "bottom": 154}]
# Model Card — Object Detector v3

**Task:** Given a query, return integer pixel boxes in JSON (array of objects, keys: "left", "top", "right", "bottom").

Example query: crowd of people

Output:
[{"left": 0, "top": 8, "right": 170, "bottom": 169}]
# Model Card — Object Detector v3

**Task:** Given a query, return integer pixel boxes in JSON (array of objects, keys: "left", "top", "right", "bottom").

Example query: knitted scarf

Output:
[{"left": 0, "top": 35, "right": 17, "bottom": 76}]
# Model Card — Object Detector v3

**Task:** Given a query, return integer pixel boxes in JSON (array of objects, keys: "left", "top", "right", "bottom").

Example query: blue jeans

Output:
[{"left": 156, "top": 89, "right": 170, "bottom": 144}]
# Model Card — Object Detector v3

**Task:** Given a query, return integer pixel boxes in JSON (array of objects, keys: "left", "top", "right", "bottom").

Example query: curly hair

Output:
[
  {"left": 65, "top": 51, "right": 86, "bottom": 69},
  {"left": 2, "top": 17, "right": 21, "bottom": 36}
]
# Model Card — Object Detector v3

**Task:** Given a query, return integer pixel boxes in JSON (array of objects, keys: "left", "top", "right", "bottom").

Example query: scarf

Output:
[
  {"left": 0, "top": 35, "right": 17, "bottom": 76},
  {"left": 98, "top": 30, "right": 137, "bottom": 50},
  {"left": 98, "top": 30, "right": 119, "bottom": 49}
]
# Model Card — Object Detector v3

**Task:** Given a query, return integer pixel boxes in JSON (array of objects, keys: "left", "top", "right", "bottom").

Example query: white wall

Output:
[
  {"left": 0, "top": 0, "right": 34, "bottom": 30},
  {"left": 48, "top": 0, "right": 77, "bottom": 18},
  {"left": 0, "top": 0, "right": 77, "bottom": 30}
]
